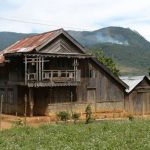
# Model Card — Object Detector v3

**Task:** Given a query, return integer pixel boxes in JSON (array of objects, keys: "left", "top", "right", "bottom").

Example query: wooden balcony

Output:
[{"left": 26, "top": 70, "right": 81, "bottom": 87}]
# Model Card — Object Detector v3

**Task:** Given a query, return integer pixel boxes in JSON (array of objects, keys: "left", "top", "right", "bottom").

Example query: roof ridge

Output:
[{"left": 15, "top": 28, "right": 63, "bottom": 41}]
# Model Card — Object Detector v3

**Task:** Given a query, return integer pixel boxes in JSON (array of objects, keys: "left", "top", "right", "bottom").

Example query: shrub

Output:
[
  {"left": 13, "top": 119, "right": 24, "bottom": 127},
  {"left": 128, "top": 114, "right": 134, "bottom": 121},
  {"left": 57, "top": 111, "right": 70, "bottom": 122},
  {"left": 72, "top": 113, "right": 80, "bottom": 124},
  {"left": 85, "top": 104, "right": 92, "bottom": 124}
]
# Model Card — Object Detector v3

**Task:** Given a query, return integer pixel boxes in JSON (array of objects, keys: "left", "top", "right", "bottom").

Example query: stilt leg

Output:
[{"left": 29, "top": 88, "right": 34, "bottom": 117}]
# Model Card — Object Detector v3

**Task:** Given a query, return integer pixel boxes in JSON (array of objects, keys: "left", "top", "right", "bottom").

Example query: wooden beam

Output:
[
  {"left": 39, "top": 57, "right": 41, "bottom": 81},
  {"left": 136, "top": 86, "right": 150, "bottom": 89},
  {"left": 0, "top": 95, "right": 4, "bottom": 131},
  {"left": 24, "top": 94, "right": 27, "bottom": 126},
  {"left": 29, "top": 88, "right": 34, "bottom": 117},
  {"left": 36, "top": 56, "right": 39, "bottom": 81},
  {"left": 25, "top": 56, "right": 27, "bottom": 85},
  {"left": 41, "top": 57, "right": 44, "bottom": 80}
]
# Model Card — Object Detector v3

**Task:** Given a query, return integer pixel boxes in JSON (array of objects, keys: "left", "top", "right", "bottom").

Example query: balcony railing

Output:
[
  {"left": 42, "top": 70, "right": 76, "bottom": 82},
  {"left": 27, "top": 73, "right": 37, "bottom": 81},
  {"left": 26, "top": 70, "right": 81, "bottom": 86}
]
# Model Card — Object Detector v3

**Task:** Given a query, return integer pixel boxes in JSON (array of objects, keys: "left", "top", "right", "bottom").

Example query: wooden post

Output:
[
  {"left": 73, "top": 59, "right": 75, "bottom": 81},
  {"left": 29, "top": 88, "right": 34, "bottom": 117},
  {"left": 41, "top": 57, "right": 44, "bottom": 81},
  {"left": 73, "top": 59, "right": 78, "bottom": 82},
  {"left": 39, "top": 57, "right": 41, "bottom": 81},
  {"left": 70, "top": 91, "right": 73, "bottom": 114},
  {"left": 36, "top": 57, "right": 39, "bottom": 81},
  {"left": 142, "top": 98, "right": 144, "bottom": 119},
  {"left": 0, "top": 95, "right": 3, "bottom": 131},
  {"left": 94, "top": 92, "right": 96, "bottom": 114},
  {"left": 24, "top": 94, "right": 27, "bottom": 126},
  {"left": 51, "top": 71, "right": 53, "bottom": 83},
  {"left": 25, "top": 56, "right": 27, "bottom": 85}
]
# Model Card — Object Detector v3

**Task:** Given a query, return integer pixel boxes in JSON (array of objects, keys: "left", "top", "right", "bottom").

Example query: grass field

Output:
[{"left": 0, "top": 120, "right": 150, "bottom": 150}]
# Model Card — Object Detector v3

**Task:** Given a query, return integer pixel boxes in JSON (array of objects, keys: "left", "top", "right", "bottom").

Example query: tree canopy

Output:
[{"left": 89, "top": 50, "right": 120, "bottom": 77}]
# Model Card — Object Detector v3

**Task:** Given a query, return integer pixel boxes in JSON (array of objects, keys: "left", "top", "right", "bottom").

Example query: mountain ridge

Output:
[
  {"left": 68, "top": 26, "right": 150, "bottom": 48},
  {"left": 0, "top": 26, "right": 150, "bottom": 75}
]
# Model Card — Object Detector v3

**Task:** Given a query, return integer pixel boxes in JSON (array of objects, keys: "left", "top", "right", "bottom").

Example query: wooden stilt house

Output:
[{"left": 0, "top": 29, "right": 127, "bottom": 117}]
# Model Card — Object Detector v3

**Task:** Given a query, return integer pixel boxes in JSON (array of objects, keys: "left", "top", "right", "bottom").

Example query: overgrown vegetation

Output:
[
  {"left": 57, "top": 111, "right": 70, "bottom": 122},
  {"left": 72, "top": 112, "right": 80, "bottom": 124},
  {"left": 85, "top": 104, "right": 92, "bottom": 124},
  {"left": 91, "top": 43, "right": 150, "bottom": 75},
  {"left": 128, "top": 114, "right": 134, "bottom": 121},
  {"left": 13, "top": 119, "right": 24, "bottom": 127},
  {"left": 0, "top": 120, "right": 150, "bottom": 150},
  {"left": 89, "top": 50, "right": 120, "bottom": 76}
]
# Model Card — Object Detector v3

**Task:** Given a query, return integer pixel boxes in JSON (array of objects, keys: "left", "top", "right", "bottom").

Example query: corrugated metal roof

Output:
[
  {"left": 0, "top": 29, "right": 61, "bottom": 63},
  {"left": 120, "top": 76, "right": 145, "bottom": 93}
]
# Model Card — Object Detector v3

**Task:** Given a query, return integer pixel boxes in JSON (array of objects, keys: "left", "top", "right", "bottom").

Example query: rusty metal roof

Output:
[{"left": 0, "top": 29, "right": 62, "bottom": 63}]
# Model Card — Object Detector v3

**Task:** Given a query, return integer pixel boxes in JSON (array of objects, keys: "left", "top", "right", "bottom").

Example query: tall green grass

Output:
[{"left": 0, "top": 120, "right": 150, "bottom": 150}]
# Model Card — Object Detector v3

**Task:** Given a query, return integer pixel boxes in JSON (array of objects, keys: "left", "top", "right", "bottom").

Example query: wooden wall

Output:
[
  {"left": 0, "top": 85, "right": 17, "bottom": 115},
  {"left": 33, "top": 87, "right": 76, "bottom": 115},
  {"left": 125, "top": 79, "right": 150, "bottom": 115},
  {"left": 0, "top": 57, "right": 126, "bottom": 117},
  {"left": 76, "top": 59, "right": 125, "bottom": 113}
]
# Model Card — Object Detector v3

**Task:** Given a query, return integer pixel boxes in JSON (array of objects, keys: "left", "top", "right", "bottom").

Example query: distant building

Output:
[{"left": 120, "top": 76, "right": 150, "bottom": 115}]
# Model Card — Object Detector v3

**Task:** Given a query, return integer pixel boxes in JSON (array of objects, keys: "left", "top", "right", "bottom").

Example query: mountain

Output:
[
  {"left": 68, "top": 27, "right": 150, "bottom": 48},
  {"left": 68, "top": 27, "right": 150, "bottom": 75},
  {"left": 0, "top": 27, "right": 150, "bottom": 75},
  {"left": 0, "top": 32, "right": 34, "bottom": 50}
]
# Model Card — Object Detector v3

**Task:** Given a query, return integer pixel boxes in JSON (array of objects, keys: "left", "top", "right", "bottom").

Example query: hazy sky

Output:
[{"left": 0, "top": 0, "right": 150, "bottom": 40}]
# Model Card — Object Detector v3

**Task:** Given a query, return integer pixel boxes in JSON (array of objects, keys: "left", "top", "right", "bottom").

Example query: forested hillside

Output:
[{"left": 0, "top": 27, "right": 150, "bottom": 75}]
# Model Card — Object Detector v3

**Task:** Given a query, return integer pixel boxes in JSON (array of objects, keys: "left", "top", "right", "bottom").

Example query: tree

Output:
[
  {"left": 89, "top": 50, "right": 120, "bottom": 77},
  {"left": 85, "top": 104, "right": 92, "bottom": 124}
]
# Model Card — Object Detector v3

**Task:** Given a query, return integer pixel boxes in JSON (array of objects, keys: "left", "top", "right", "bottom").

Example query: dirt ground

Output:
[
  {"left": 1, "top": 121, "right": 12, "bottom": 129},
  {"left": 0, "top": 114, "right": 52, "bottom": 130},
  {"left": 0, "top": 114, "right": 150, "bottom": 130}
]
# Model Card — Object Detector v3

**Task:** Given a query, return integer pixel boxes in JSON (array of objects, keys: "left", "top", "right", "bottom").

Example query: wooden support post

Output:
[
  {"left": 75, "top": 59, "right": 79, "bottom": 82},
  {"left": 36, "top": 57, "right": 39, "bottom": 81},
  {"left": 70, "top": 91, "right": 73, "bottom": 114},
  {"left": 41, "top": 57, "right": 44, "bottom": 80},
  {"left": 94, "top": 94, "right": 97, "bottom": 114},
  {"left": 0, "top": 95, "right": 3, "bottom": 131},
  {"left": 51, "top": 71, "right": 53, "bottom": 83},
  {"left": 142, "top": 98, "right": 144, "bottom": 119},
  {"left": 24, "top": 94, "right": 27, "bottom": 126},
  {"left": 73, "top": 59, "right": 77, "bottom": 81},
  {"left": 39, "top": 57, "right": 41, "bottom": 81},
  {"left": 29, "top": 88, "right": 34, "bottom": 117},
  {"left": 25, "top": 56, "right": 27, "bottom": 85}
]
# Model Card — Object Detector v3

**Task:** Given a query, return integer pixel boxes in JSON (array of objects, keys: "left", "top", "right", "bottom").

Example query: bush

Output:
[
  {"left": 13, "top": 119, "right": 24, "bottom": 127},
  {"left": 85, "top": 104, "right": 92, "bottom": 124},
  {"left": 128, "top": 114, "right": 134, "bottom": 121},
  {"left": 57, "top": 111, "right": 70, "bottom": 122},
  {"left": 72, "top": 113, "right": 80, "bottom": 124}
]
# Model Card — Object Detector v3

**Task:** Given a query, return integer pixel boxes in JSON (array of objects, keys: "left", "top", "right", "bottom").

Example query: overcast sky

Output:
[{"left": 0, "top": 0, "right": 150, "bottom": 41}]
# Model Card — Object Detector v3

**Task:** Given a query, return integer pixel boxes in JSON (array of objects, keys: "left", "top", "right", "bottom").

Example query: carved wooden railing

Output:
[
  {"left": 26, "top": 70, "right": 81, "bottom": 83},
  {"left": 42, "top": 70, "right": 75, "bottom": 82},
  {"left": 27, "top": 73, "right": 37, "bottom": 81}
]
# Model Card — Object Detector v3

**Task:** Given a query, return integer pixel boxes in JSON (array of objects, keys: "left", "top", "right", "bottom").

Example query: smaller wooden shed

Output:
[{"left": 120, "top": 76, "right": 150, "bottom": 115}]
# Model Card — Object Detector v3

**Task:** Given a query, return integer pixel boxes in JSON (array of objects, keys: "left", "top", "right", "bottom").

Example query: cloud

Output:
[{"left": 0, "top": 0, "right": 150, "bottom": 40}]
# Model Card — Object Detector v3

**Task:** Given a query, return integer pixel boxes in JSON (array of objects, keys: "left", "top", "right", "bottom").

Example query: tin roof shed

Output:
[{"left": 120, "top": 76, "right": 149, "bottom": 93}]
